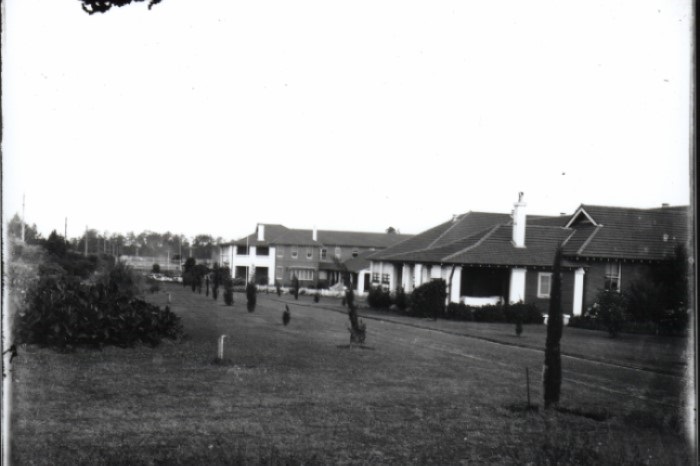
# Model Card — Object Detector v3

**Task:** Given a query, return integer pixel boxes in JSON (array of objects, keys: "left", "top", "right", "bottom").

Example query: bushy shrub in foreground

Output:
[
  {"left": 16, "top": 259, "right": 182, "bottom": 349},
  {"left": 18, "top": 274, "right": 182, "bottom": 349}
]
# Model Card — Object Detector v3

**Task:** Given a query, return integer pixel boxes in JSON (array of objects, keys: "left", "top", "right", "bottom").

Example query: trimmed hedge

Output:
[{"left": 444, "top": 301, "right": 544, "bottom": 324}]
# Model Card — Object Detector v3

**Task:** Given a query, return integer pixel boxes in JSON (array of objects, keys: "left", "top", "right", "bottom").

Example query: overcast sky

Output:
[{"left": 2, "top": 0, "right": 693, "bottom": 242}]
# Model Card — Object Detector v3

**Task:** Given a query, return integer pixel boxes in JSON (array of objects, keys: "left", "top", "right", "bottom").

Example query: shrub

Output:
[
  {"left": 223, "top": 278, "right": 234, "bottom": 306},
  {"left": 589, "top": 290, "right": 625, "bottom": 337},
  {"left": 17, "top": 268, "right": 182, "bottom": 349},
  {"left": 313, "top": 292, "right": 320, "bottom": 303},
  {"left": 147, "top": 278, "right": 160, "bottom": 294},
  {"left": 394, "top": 287, "right": 408, "bottom": 311},
  {"left": 446, "top": 302, "right": 473, "bottom": 320},
  {"left": 292, "top": 276, "right": 300, "bottom": 300},
  {"left": 472, "top": 303, "right": 506, "bottom": 322},
  {"left": 246, "top": 282, "right": 257, "bottom": 312},
  {"left": 152, "top": 263, "right": 161, "bottom": 274},
  {"left": 505, "top": 302, "right": 544, "bottom": 324},
  {"left": 275, "top": 280, "right": 282, "bottom": 296},
  {"left": 410, "top": 280, "right": 446, "bottom": 319},
  {"left": 367, "top": 286, "right": 392, "bottom": 309}
]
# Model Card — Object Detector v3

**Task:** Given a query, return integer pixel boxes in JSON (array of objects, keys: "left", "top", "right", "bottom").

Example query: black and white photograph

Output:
[{"left": 2, "top": 0, "right": 695, "bottom": 464}]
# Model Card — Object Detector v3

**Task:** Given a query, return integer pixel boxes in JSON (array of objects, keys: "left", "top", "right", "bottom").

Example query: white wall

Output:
[
  {"left": 509, "top": 268, "right": 527, "bottom": 303},
  {"left": 230, "top": 245, "right": 276, "bottom": 284}
]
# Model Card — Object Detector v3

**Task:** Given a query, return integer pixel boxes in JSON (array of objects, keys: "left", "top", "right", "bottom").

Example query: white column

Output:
[
  {"left": 572, "top": 267, "right": 585, "bottom": 316},
  {"left": 389, "top": 264, "right": 396, "bottom": 290},
  {"left": 450, "top": 266, "right": 462, "bottom": 303},
  {"left": 509, "top": 268, "right": 527, "bottom": 304},
  {"left": 414, "top": 264, "right": 423, "bottom": 287},
  {"left": 402, "top": 263, "right": 411, "bottom": 290},
  {"left": 357, "top": 271, "right": 365, "bottom": 293}
]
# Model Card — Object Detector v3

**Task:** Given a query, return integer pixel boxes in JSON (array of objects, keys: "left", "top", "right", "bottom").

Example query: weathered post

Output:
[{"left": 217, "top": 335, "right": 227, "bottom": 361}]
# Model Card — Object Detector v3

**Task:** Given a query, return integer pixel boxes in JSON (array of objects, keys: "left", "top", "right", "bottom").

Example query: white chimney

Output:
[
  {"left": 257, "top": 224, "right": 265, "bottom": 241},
  {"left": 512, "top": 192, "right": 526, "bottom": 248},
  {"left": 312, "top": 226, "right": 318, "bottom": 241}
]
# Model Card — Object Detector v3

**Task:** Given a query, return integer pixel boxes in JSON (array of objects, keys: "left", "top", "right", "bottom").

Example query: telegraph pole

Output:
[
  {"left": 84, "top": 226, "right": 88, "bottom": 256},
  {"left": 64, "top": 217, "right": 68, "bottom": 240}
]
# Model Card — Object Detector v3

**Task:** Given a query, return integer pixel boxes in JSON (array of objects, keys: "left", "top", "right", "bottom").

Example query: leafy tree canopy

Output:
[{"left": 80, "top": 0, "right": 162, "bottom": 15}]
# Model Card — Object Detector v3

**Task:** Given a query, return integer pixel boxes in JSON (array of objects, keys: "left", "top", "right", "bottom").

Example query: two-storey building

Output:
[{"left": 216, "top": 224, "right": 412, "bottom": 291}]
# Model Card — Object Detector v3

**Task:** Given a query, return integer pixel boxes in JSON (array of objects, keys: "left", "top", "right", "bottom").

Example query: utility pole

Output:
[
  {"left": 84, "top": 226, "right": 88, "bottom": 256},
  {"left": 64, "top": 217, "right": 68, "bottom": 240}
]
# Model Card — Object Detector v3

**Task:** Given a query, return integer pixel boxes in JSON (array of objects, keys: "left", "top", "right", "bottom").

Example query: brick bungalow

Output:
[{"left": 368, "top": 195, "right": 689, "bottom": 316}]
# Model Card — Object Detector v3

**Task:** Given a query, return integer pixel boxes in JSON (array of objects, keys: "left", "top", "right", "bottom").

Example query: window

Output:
[
  {"left": 276, "top": 266, "right": 284, "bottom": 280},
  {"left": 306, "top": 248, "right": 313, "bottom": 259},
  {"left": 291, "top": 246, "right": 298, "bottom": 259},
  {"left": 236, "top": 246, "right": 248, "bottom": 255},
  {"left": 290, "top": 269, "right": 314, "bottom": 281},
  {"left": 381, "top": 274, "right": 390, "bottom": 285},
  {"left": 604, "top": 262, "right": 621, "bottom": 291},
  {"left": 277, "top": 246, "right": 284, "bottom": 258},
  {"left": 372, "top": 273, "right": 380, "bottom": 283},
  {"left": 256, "top": 246, "right": 269, "bottom": 256},
  {"left": 320, "top": 248, "right": 327, "bottom": 260},
  {"left": 352, "top": 249, "right": 359, "bottom": 258},
  {"left": 335, "top": 247, "right": 342, "bottom": 259},
  {"left": 537, "top": 273, "right": 552, "bottom": 298}
]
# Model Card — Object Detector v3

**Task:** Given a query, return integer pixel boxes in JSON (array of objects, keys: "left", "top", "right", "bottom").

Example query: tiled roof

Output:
[
  {"left": 444, "top": 225, "right": 574, "bottom": 267},
  {"left": 563, "top": 205, "right": 689, "bottom": 261},
  {"left": 230, "top": 225, "right": 411, "bottom": 249},
  {"left": 368, "top": 212, "right": 510, "bottom": 261}
]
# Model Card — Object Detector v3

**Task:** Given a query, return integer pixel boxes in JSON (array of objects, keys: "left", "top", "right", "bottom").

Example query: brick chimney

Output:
[
  {"left": 257, "top": 224, "right": 265, "bottom": 241},
  {"left": 512, "top": 192, "right": 526, "bottom": 248}
]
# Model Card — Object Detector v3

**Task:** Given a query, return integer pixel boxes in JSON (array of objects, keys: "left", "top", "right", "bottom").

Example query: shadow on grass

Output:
[{"left": 335, "top": 344, "right": 375, "bottom": 351}]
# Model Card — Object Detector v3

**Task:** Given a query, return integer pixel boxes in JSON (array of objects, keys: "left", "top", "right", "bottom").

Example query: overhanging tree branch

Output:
[{"left": 80, "top": 0, "right": 162, "bottom": 15}]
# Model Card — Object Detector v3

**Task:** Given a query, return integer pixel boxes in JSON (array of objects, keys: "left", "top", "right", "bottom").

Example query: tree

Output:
[
  {"left": 80, "top": 0, "right": 162, "bottom": 14},
  {"left": 543, "top": 247, "right": 563, "bottom": 409},
  {"left": 7, "top": 213, "right": 42, "bottom": 244},
  {"left": 44, "top": 230, "right": 68, "bottom": 257},
  {"left": 246, "top": 282, "right": 257, "bottom": 312}
]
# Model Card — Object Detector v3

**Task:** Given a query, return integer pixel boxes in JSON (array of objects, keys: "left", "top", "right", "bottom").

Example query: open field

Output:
[{"left": 10, "top": 283, "right": 695, "bottom": 464}]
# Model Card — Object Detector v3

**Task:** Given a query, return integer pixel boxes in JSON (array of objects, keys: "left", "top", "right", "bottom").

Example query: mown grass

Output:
[{"left": 10, "top": 284, "right": 694, "bottom": 465}]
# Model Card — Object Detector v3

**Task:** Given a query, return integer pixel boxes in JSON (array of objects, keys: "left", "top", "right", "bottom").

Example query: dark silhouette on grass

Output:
[
  {"left": 246, "top": 282, "right": 257, "bottom": 312},
  {"left": 282, "top": 305, "right": 291, "bottom": 326},
  {"left": 543, "top": 246, "right": 563, "bottom": 409}
]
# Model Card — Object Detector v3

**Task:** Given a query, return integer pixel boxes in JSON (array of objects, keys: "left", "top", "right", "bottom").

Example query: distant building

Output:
[
  {"left": 215, "top": 224, "right": 412, "bottom": 292},
  {"left": 369, "top": 195, "right": 689, "bottom": 315}
]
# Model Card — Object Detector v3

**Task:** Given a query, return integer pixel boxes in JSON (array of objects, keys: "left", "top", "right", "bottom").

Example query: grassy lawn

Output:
[{"left": 10, "top": 283, "right": 695, "bottom": 465}]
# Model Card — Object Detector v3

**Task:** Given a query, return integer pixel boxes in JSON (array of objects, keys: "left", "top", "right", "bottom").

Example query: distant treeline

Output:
[{"left": 7, "top": 214, "right": 226, "bottom": 261}]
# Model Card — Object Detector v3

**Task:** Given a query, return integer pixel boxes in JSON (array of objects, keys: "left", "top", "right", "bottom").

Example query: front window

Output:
[
  {"left": 381, "top": 273, "right": 390, "bottom": 285},
  {"left": 320, "top": 248, "right": 327, "bottom": 260},
  {"left": 290, "top": 269, "right": 314, "bottom": 281},
  {"left": 372, "top": 273, "right": 380, "bottom": 283},
  {"left": 604, "top": 262, "right": 621, "bottom": 292},
  {"left": 256, "top": 246, "right": 269, "bottom": 256},
  {"left": 335, "top": 247, "right": 342, "bottom": 259},
  {"left": 236, "top": 246, "right": 248, "bottom": 255},
  {"left": 537, "top": 272, "right": 552, "bottom": 298},
  {"left": 306, "top": 248, "right": 313, "bottom": 260},
  {"left": 352, "top": 249, "right": 359, "bottom": 258},
  {"left": 291, "top": 247, "right": 298, "bottom": 259}
]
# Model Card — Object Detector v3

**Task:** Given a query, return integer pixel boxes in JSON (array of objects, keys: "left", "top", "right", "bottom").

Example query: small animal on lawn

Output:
[{"left": 282, "top": 305, "right": 291, "bottom": 326}]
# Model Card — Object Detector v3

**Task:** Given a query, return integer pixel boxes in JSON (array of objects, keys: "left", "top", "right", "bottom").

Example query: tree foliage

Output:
[{"left": 80, "top": 0, "right": 163, "bottom": 15}]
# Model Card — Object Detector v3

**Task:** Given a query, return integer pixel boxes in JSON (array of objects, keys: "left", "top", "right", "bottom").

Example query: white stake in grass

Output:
[{"left": 217, "top": 335, "right": 228, "bottom": 361}]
